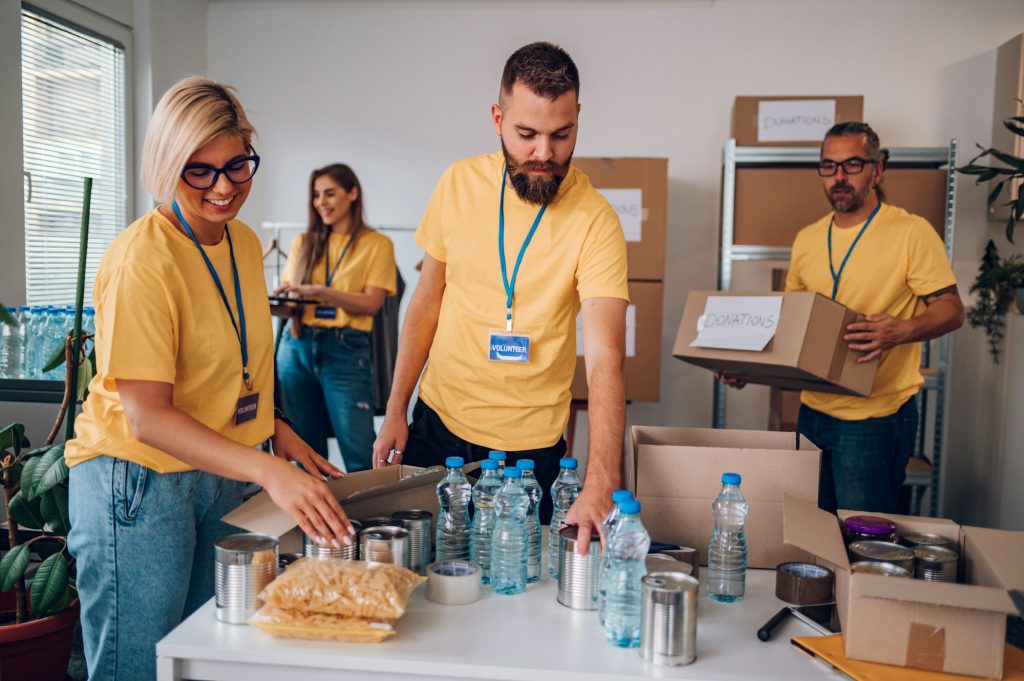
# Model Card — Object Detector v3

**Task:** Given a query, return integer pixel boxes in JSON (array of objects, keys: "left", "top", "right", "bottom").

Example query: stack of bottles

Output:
[{"left": 0, "top": 305, "right": 94, "bottom": 380}]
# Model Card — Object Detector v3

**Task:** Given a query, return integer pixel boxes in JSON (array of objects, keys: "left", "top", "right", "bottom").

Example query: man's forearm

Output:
[
  {"left": 583, "top": 352, "right": 625, "bottom": 490},
  {"left": 905, "top": 298, "right": 964, "bottom": 344}
]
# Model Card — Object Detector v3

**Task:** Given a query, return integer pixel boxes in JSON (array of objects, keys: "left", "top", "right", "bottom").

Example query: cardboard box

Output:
[
  {"left": 733, "top": 167, "right": 948, "bottom": 246},
  {"left": 732, "top": 95, "right": 864, "bottom": 147},
  {"left": 768, "top": 387, "right": 801, "bottom": 431},
  {"left": 673, "top": 290, "right": 878, "bottom": 397},
  {"left": 571, "top": 280, "right": 663, "bottom": 402},
  {"left": 784, "top": 496, "right": 1024, "bottom": 679},
  {"left": 630, "top": 426, "right": 820, "bottom": 569},
  {"left": 572, "top": 157, "right": 667, "bottom": 281}
]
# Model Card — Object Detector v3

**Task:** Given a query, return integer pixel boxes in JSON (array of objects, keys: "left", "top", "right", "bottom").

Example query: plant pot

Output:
[{"left": 0, "top": 600, "right": 79, "bottom": 681}]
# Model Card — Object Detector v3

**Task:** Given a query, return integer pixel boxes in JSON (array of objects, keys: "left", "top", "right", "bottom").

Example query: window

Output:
[{"left": 21, "top": 6, "right": 127, "bottom": 305}]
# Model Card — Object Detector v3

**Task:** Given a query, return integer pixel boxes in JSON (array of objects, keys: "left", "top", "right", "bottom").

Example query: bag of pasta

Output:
[
  {"left": 258, "top": 558, "right": 426, "bottom": 619},
  {"left": 249, "top": 604, "right": 396, "bottom": 643}
]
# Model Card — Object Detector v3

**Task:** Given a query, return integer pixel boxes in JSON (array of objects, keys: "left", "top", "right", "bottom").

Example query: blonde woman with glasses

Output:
[{"left": 64, "top": 77, "right": 354, "bottom": 681}]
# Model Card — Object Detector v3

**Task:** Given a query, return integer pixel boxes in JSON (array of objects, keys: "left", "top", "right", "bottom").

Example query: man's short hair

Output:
[
  {"left": 500, "top": 42, "right": 580, "bottom": 101},
  {"left": 823, "top": 122, "right": 883, "bottom": 162}
]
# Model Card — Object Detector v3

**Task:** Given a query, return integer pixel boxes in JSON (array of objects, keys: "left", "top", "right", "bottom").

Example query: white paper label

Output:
[
  {"left": 596, "top": 188, "right": 643, "bottom": 242},
  {"left": 757, "top": 99, "right": 837, "bottom": 143},
  {"left": 690, "top": 296, "right": 782, "bottom": 351},
  {"left": 576, "top": 305, "right": 636, "bottom": 358}
]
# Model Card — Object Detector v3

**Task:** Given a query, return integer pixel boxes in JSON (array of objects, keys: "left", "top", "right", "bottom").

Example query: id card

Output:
[
  {"left": 488, "top": 329, "right": 530, "bottom": 363},
  {"left": 235, "top": 392, "right": 260, "bottom": 425},
  {"left": 314, "top": 305, "right": 337, "bottom": 320}
]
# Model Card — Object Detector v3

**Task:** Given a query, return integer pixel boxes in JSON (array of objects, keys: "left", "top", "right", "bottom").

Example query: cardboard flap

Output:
[
  {"left": 851, "top": 572, "right": 1018, "bottom": 615},
  {"left": 783, "top": 494, "right": 849, "bottom": 570},
  {"left": 221, "top": 487, "right": 296, "bottom": 536},
  {"left": 963, "top": 525, "right": 1024, "bottom": 591}
]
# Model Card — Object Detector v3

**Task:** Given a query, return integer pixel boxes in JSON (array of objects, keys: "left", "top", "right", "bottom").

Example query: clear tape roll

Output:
[{"left": 426, "top": 560, "right": 482, "bottom": 605}]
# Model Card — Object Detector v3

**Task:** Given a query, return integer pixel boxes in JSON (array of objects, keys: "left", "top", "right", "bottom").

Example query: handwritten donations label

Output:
[
  {"left": 690, "top": 296, "right": 783, "bottom": 351},
  {"left": 595, "top": 188, "right": 643, "bottom": 242},
  {"left": 757, "top": 99, "right": 837, "bottom": 143}
]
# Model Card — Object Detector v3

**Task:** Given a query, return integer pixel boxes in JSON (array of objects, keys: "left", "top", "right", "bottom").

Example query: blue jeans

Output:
[
  {"left": 67, "top": 455, "right": 245, "bottom": 681},
  {"left": 798, "top": 396, "right": 918, "bottom": 514},
  {"left": 277, "top": 326, "right": 375, "bottom": 472}
]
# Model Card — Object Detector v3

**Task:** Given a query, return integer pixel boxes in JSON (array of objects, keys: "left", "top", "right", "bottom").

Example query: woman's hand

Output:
[
  {"left": 271, "top": 419, "right": 344, "bottom": 480},
  {"left": 260, "top": 457, "right": 355, "bottom": 548},
  {"left": 276, "top": 283, "right": 325, "bottom": 300}
]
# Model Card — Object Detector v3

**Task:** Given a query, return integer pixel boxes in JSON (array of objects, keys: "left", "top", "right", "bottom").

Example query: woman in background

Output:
[{"left": 275, "top": 164, "right": 396, "bottom": 472}]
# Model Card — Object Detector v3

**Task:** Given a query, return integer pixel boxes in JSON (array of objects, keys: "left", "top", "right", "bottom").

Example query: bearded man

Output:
[{"left": 373, "top": 42, "right": 627, "bottom": 536}]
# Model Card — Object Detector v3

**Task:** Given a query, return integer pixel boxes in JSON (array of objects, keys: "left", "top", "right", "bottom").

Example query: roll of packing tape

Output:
[
  {"left": 426, "top": 560, "right": 482, "bottom": 605},
  {"left": 775, "top": 562, "right": 834, "bottom": 605}
]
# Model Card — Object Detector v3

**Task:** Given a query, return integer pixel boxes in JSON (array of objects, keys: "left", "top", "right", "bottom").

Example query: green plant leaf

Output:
[
  {"left": 0, "top": 307, "right": 16, "bottom": 328},
  {"left": 18, "top": 454, "right": 41, "bottom": 499},
  {"left": 0, "top": 424, "right": 28, "bottom": 453},
  {"left": 29, "top": 552, "right": 68, "bottom": 617},
  {"left": 0, "top": 545, "right": 30, "bottom": 593},
  {"left": 76, "top": 354, "right": 94, "bottom": 402},
  {"left": 985, "top": 147, "right": 1024, "bottom": 171},
  {"left": 9, "top": 490, "right": 45, "bottom": 530},
  {"left": 26, "top": 446, "right": 64, "bottom": 501},
  {"left": 1005, "top": 120, "right": 1024, "bottom": 137},
  {"left": 39, "top": 486, "right": 70, "bottom": 536},
  {"left": 987, "top": 180, "right": 1007, "bottom": 207},
  {"left": 41, "top": 333, "right": 68, "bottom": 374}
]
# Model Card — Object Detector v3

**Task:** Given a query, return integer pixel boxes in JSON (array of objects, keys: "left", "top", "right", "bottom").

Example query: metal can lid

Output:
[
  {"left": 850, "top": 561, "right": 911, "bottom": 577},
  {"left": 642, "top": 571, "right": 699, "bottom": 591},
  {"left": 392, "top": 510, "right": 432, "bottom": 521},
  {"left": 357, "top": 516, "right": 399, "bottom": 527},
  {"left": 901, "top": 532, "right": 950, "bottom": 547},
  {"left": 360, "top": 526, "right": 409, "bottom": 541},
  {"left": 848, "top": 541, "right": 914, "bottom": 562},
  {"left": 913, "top": 545, "right": 959, "bottom": 564},
  {"left": 559, "top": 525, "right": 600, "bottom": 542},
  {"left": 844, "top": 515, "right": 898, "bottom": 535},
  {"left": 215, "top": 533, "right": 278, "bottom": 564}
]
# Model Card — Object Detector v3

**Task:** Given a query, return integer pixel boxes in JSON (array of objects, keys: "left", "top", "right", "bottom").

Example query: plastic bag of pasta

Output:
[
  {"left": 258, "top": 557, "right": 426, "bottom": 619},
  {"left": 249, "top": 604, "right": 396, "bottom": 643}
]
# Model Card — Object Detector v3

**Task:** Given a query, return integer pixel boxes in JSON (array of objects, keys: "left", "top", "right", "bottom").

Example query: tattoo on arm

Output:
[{"left": 921, "top": 284, "right": 959, "bottom": 305}]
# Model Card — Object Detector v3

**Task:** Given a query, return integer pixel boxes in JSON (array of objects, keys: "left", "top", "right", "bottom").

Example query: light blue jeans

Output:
[
  {"left": 67, "top": 455, "right": 245, "bottom": 681},
  {"left": 277, "top": 326, "right": 375, "bottom": 472}
]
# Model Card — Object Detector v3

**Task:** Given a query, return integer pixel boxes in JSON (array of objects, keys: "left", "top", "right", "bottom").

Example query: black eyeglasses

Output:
[
  {"left": 180, "top": 147, "right": 260, "bottom": 190},
  {"left": 817, "top": 156, "right": 877, "bottom": 177}
]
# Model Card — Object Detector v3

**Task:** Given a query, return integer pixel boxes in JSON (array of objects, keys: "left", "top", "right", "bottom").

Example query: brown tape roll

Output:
[{"left": 775, "top": 562, "right": 834, "bottom": 605}]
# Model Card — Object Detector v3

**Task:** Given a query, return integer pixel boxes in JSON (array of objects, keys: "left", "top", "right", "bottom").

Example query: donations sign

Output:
[
  {"left": 757, "top": 99, "right": 836, "bottom": 143},
  {"left": 690, "top": 296, "right": 782, "bottom": 351}
]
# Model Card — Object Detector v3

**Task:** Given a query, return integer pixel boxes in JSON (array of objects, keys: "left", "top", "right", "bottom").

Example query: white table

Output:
[{"left": 156, "top": 568, "right": 845, "bottom": 680}]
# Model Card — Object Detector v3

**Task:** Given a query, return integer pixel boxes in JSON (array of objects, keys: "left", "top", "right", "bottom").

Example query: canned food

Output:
[
  {"left": 359, "top": 525, "right": 411, "bottom": 568},
  {"left": 303, "top": 520, "right": 361, "bottom": 560},
  {"left": 843, "top": 515, "right": 898, "bottom": 545},
  {"left": 847, "top": 541, "right": 914, "bottom": 572},
  {"left": 850, "top": 561, "right": 911, "bottom": 577},
  {"left": 214, "top": 533, "right": 279, "bottom": 624},
  {"left": 901, "top": 532, "right": 951, "bottom": 550},
  {"left": 913, "top": 545, "right": 958, "bottom": 582},
  {"left": 278, "top": 552, "right": 302, "bottom": 573},
  {"left": 393, "top": 510, "right": 433, "bottom": 575},
  {"left": 557, "top": 526, "right": 601, "bottom": 610},
  {"left": 640, "top": 572, "right": 698, "bottom": 667},
  {"left": 357, "top": 515, "right": 402, "bottom": 529}
]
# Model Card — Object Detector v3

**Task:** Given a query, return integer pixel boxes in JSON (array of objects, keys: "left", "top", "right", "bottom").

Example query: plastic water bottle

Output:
[
  {"left": 490, "top": 467, "right": 529, "bottom": 595},
  {"left": 597, "top": 489, "right": 635, "bottom": 625},
  {"left": 84, "top": 307, "right": 96, "bottom": 336},
  {"left": 44, "top": 307, "right": 67, "bottom": 379},
  {"left": 26, "top": 306, "right": 47, "bottom": 377},
  {"left": 470, "top": 459, "right": 503, "bottom": 584},
  {"left": 599, "top": 499, "right": 650, "bottom": 648},
  {"left": 548, "top": 457, "right": 583, "bottom": 579},
  {"left": 516, "top": 459, "right": 542, "bottom": 582},
  {"left": 0, "top": 308, "right": 17, "bottom": 379},
  {"left": 488, "top": 450, "right": 506, "bottom": 470},
  {"left": 15, "top": 307, "right": 31, "bottom": 379},
  {"left": 435, "top": 456, "right": 471, "bottom": 561},
  {"left": 707, "top": 472, "right": 749, "bottom": 603}
]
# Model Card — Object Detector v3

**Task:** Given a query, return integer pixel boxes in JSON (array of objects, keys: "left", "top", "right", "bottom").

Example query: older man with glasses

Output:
[{"left": 721, "top": 121, "right": 964, "bottom": 514}]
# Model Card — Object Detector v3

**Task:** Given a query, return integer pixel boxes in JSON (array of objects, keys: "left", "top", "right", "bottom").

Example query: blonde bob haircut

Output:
[{"left": 140, "top": 77, "right": 256, "bottom": 203}]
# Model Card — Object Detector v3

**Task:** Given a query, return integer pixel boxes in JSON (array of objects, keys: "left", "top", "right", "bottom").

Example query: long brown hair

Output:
[{"left": 292, "top": 163, "right": 368, "bottom": 286}]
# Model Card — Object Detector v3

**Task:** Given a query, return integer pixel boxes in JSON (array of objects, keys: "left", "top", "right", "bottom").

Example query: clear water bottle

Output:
[
  {"left": 470, "top": 459, "right": 503, "bottom": 584},
  {"left": 548, "top": 457, "right": 582, "bottom": 579},
  {"left": 597, "top": 489, "right": 635, "bottom": 625},
  {"left": 488, "top": 450, "right": 506, "bottom": 470},
  {"left": 84, "top": 307, "right": 96, "bottom": 336},
  {"left": 435, "top": 456, "right": 471, "bottom": 561},
  {"left": 15, "top": 307, "right": 31, "bottom": 379},
  {"left": 516, "top": 459, "right": 542, "bottom": 583},
  {"left": 44, "top": 307, "right": 68, "bottom": 379},
  {"left": 599, "top": 499, "right": 650, "bottom": 648},
  {"left": 490, "top": 467, "right": 529, "bottom": 595},
  {"left": 25, "top": 306, "right": 45, "bottom": 378},
  {"left": 707, "top": 472, "right": 749, "bottom": 603},
  {"left": 0, "top": 308, "right": 17, "bottom": 379}
]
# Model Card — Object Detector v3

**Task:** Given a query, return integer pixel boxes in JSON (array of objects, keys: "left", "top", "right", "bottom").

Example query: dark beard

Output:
[
  {"left": 502, "top": 140, "right": 573, "bottom": 205},
  {"left": 826, "top": 180, "right": 871, "bottom": 214}
]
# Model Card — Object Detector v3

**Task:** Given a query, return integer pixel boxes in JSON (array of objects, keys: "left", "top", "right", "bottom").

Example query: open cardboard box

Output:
[
  {"left": 673, "top": 290, "right": 878, "bottom": 396},
  {"left": 631, "top": 426, "right": 820, "bottom": 569},
  {"left": 783, "top": 495, "right": 1024, "bottom": 679}
]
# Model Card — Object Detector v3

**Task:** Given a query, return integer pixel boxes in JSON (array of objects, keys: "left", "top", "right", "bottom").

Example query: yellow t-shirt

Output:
[
  {"left": 415, "top": 152, "right": 629, "bottom": 450},
  {"left": 280, "top": 229, "right": 397, "bottom": 332},
  {"left": 65, "top": 209, "right": 275, "bottom": 473},
  {"left": 786, "top": 203, "right": 956, "bottom": 420}
]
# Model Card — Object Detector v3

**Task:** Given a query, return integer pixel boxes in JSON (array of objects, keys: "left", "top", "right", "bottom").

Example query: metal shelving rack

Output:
[{"left": 713, "top": 138, "right": 958, "bottom": 517}]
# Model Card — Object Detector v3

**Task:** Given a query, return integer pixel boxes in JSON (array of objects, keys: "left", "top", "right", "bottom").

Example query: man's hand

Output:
[
  {"left": 563, "top": 484, "right": 613, "bottom": 556},
  {"left": 844, "top": 314, "right": 912, "bottom": 362},
  {"left": 372, "top": 413, "right": 408, "bottom": 468},
  {"left": 271, "top": 420, "right": 344, "bottom": 480},
  {"left": 715, "top": 370, "right": 747, "bottom": 390}
]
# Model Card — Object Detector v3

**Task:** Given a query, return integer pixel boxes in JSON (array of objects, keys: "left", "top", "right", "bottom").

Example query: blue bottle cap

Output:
[
  {"left": 18, "top": 306, "right": 28, "bottom": 312},
  {"left": 488, "top": 450, "right": 506, "bottom": 461},
  {"left": 503, "top": 467, "right": 522, "bottom": 479},
  {"left": 619, "top": 500, "right": 641, "bottom": 514},
  {"left": 611, "top": 489, "right": 634, "bottom": 503},
  {"left": 445, "top": 456, "right": 464, "bottom": 468},
  {"left": 481, "top": 459, "right": 499, "bottom": 471},
  {"left": 559, "top": 457, "right": 578, "bottom": 469},
  {"left": 516, "top": 459, "right": 535, "bottom": 470},
  {"left": 722, "top": 472, "right": 741, "bottom": 485}
]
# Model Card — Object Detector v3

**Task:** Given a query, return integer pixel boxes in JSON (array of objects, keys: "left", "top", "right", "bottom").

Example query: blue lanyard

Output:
[
  {"left": 827, "top": 201, "right": 882, "bottom": 300},
  {"left": 171, "top": 201, "right": 252, "bottom": 390},
  {"left": 498, "top": 167, "right": 548, "bottom": 331},
  {"left": 324, "top": 233, "right": 355, "bottom": 287}
]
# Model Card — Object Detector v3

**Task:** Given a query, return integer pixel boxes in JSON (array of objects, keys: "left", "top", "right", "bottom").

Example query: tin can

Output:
[
  {"left": 901, "top": 532, "right": 951, "bottom": 550},
  {"left": 393, "top": 510, "right": 433, "bottom": 575},
  {"left": 847, "top": 541, "right": 914, "bottom": 572},
  {"left": 913, "top": 545, "right": 958, "bottom": 582},
  {"left": 850, "top": 561, "right": 912, "bottom": 577},
  {"left": 357, "top": 515, "right": 402, "bottom": 529},
  {"left": 640, "top": 571, "right": 698, "bottom": 667},
  {"left": 359, "top": 525, "right": 411, "bottom": 567},
  {"left": 557, "top": 526, "right": 601, "bottom": 610},
  {"left": 278, "top": 552, "right": 302, "bottom": 574},
  {"left": 214, "top": 533, "right": 279, "bottom": 624},
  {"left": 303, "top": 519, "right": 361, "bottom": 560},
  {"left": 842, "top": 515, "right": 898, "bottom": 545}
]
